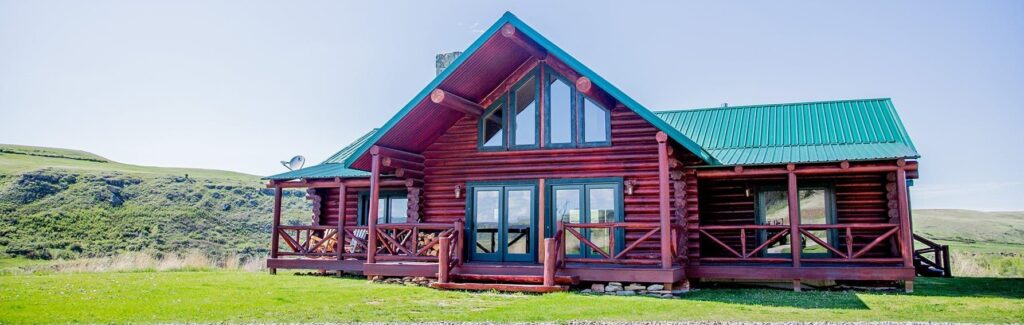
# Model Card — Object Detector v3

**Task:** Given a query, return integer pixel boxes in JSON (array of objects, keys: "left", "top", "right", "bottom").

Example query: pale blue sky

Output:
[{"left": 1, "top": 1, "right": 1022, "bottom": 210}]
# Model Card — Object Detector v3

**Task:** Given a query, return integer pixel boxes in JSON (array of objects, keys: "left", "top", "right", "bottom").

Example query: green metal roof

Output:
[
  {"left": 264, "top": 129, "right": 377, "bottom": 180},
  {"left": 340, "top": 11, "right": 719, "bottom": 168},
  {"left": 654, "top": 98, "right": 919, "bottom": 166}
]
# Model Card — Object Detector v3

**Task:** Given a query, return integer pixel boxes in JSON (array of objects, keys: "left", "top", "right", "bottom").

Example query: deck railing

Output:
[
  {"left": 913, "top": 234, "right": 952, "bottom": 277},
  {"left": 273, "top": 221, "right": 465, "bottom": 263},
  {"left": 273, "top": 225, "right": 341, "bottom": 258},
  {"left": 555, "top": 221, "right": 681, "bottom": 266},
  {"left": 370, "top": 221, "right": 463, "bottom": 262},
  {"left": 698, "top": 223, "right": 905, "bottom": 264}
]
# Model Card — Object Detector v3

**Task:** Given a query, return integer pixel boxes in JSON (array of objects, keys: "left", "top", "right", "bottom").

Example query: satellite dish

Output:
[{"left": 280, "top": 155, "right": 305, "bottom": 171}]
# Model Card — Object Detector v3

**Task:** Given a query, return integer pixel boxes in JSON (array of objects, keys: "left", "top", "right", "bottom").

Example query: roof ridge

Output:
[
  {"left": 654, "top": 98, "right": 893, "bottom": 114},
  {"left": 713, "top": 140, "right": 903, "bottom": 150}
]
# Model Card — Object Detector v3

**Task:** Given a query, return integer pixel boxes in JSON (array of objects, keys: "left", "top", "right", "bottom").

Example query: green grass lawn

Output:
[{"left": 1, "top": 271, "right": 1022, "bottom": 324}]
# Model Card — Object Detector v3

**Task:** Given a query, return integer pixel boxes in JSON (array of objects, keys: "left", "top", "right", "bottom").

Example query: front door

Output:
[{"left": 467, "top": 183, "right": 536, "bottom": 262}]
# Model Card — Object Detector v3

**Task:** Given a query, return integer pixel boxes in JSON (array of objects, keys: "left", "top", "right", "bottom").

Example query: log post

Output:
[
  {"left": 438, "top": 236, "right": 450, "bottom": 283},
  {"left": 656, "top": 132, "right": 672, "bottom": 269},
  {"left": 367, "top": 147, "right": 382, "bottom": 264},
  {"left": 896, "top": 160, "right": 914, "bottom": 292},
  {"left": 269, "top": 184, "right": 282, "bottom": 275},
  {"left": 537, "top": 178, "right": 546, "bottom": 263},
  {"left": 787, "top": 164, "right": 801, "bottom": 270},
  {"left": 543, "top": 238, "right": 556, "bottom": 286},
  {"left": 455, "top": 219, "right": 465, "bottom": 265},
  {"left": 337, "top": 183, "right": 346, "bottom": 260}
]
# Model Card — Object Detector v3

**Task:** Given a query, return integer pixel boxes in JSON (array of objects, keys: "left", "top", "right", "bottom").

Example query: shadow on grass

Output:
[
  {"left": 913, "top": 277, "right": 1024, "bottom": 299},
  {"left": 681, "top": 283, "right": 871, "bottom": 310}
]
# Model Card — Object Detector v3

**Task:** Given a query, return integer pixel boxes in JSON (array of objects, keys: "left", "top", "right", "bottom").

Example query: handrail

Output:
[
  {"left": 697, "top": 223, "right": 905, "bottom": 264},
  {"left": 371, "top": 222, "right": 459, "bottom": 262},
  {"left": 273, "top": 225, "right": 341, "bottom": 258},
  {"left": 913, "top": 234, "right": 952, "bottom": 277},
  {"left": 557, "top": 221, "right": 674, "bottom": 265},
  {"left": 436, "top": 220, "right": 464, "bottom": 284}
]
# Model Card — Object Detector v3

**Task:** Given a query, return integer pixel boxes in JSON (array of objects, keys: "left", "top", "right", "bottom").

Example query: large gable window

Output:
[
  {"left": 543, "top": 67, "right": 611, "bottom": 147},
  {"left": 478, "top": 64, "right": 612, "bottom": 151}
]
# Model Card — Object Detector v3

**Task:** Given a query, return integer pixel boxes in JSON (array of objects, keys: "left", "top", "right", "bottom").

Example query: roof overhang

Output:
[{"left": 342, "top": 12, "right": 718, "bottom": 171}]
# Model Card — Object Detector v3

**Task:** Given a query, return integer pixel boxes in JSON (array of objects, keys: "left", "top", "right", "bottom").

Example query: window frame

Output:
[
  {"left": 478, "top": 97, "right": 508, "bottom": 151},
  {"left": 543, "top": 68, "right": 578, "bottom": 148},
  {"left": 578, "top": 93, "right": 613, "bottom": 147},
  {"left": 508, "top": 67, "right": 541, "bottom": 150},
  {"left": 754, "top": 183, "right": 837, "bottom": 258},
  {"left": 544, "top": 177, "right": 624, "bottom": 259},
  {"left": 357, "top": 190, "right": 409, "bottom": 225}
]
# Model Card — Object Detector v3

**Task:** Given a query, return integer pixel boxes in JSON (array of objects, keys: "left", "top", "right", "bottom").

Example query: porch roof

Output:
[
  {"left": 654, "top": 98, "right": 920, "bottom": 166},
  {"left": 264, "top": 129, "right": 377, "bottom": 180}
]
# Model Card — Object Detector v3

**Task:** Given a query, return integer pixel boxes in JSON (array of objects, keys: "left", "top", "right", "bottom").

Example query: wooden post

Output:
[
  {"left": 787, "top": 165, "right": 801, "bottom": 269},
  {"left": 438, "top": 236, "right": 450, "bottom": 283},
  {"left": 656, "top": 132, "right": 672, "bottom": 269},
  {"left": 896, "top": 160, "right": 914, "bottom": 292},
  {"left": 367, "top": 148, "right": 382, "bottom": 264},
  {"left": 455, "top": 219, "right": 465, "bottom": 265},
  {"left": 269, "top": 185, "right": 282, "bottom": 275},
  {"left": 543, "top": 238, "right": 556, "bottom": 286},
  {"left": 337, "top": 183, "right": 346, "bottom": 260},
  {"left": 537, "top": 178, "right": 546, "bottom": 263}
]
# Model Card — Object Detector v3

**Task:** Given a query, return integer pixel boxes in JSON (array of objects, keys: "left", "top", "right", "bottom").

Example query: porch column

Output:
[
  {"left": 656, "top": 132, "right": 672, "bottom": 269},
  {"left": 367, "top": 147, "right": 382, "bottom": 263},
  {"left": 896, "top": 159, "right": 914, "bottom": 292},
  {"left": 337, "top": 183, "right": 346, "bottom": 261},
  {"left": 787, "top": 164, "right": 801, "bottom": 290},
  {"left": 270, "top": 184, "right": 282, "bottom": 275}
]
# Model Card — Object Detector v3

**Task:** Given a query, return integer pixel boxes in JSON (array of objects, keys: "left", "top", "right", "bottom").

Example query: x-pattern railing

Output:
[
  {"left": 275, "top": 225, "right": 340, "bottom": 258},
  {"left": 698, "top": 223, "right": 904, "bottom": 263},
  {"left": 559, "top": 221, "right": 674, "bottom": 265},
  {"left": 373, "top": 223, "right": 459, "bottom": 262}
]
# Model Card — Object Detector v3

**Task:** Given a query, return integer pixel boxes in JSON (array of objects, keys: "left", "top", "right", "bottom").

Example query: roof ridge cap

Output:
[{"left": 654, "top": 97, "right": 893, "bottom": 114}]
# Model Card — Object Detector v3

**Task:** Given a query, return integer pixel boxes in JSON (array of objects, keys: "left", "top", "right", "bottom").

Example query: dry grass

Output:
[{"left": 1, "top": 251, "right": 265, "bottom": 274}]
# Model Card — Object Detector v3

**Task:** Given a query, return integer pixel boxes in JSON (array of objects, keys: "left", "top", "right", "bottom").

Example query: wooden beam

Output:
[
  {"left": 500, "top": 23, "right": 547, "bottom": 59},
  {"left": 896, "top": 160, "right": 914, "bottom": 269},
  {"left": 693, "top": 161, "right": 919, "bottom": 178},
  {"left": 787, "top": 165, "right": 801, "bottom": 269},
  {"left": 430, "top": 89, "right": 486, "bottom": 117},
  {"left": 543, "top": 238, "right": 556, "bottom": 286},
  {"left": 394, "top": 168, "right": 424, "bottom": 180},
  {"left": 336, "top": 183, "right": 346, "bottom": 260},
  {"left": 370, "top": 145, "right": 424, "bottom": 164},
  {"left": 656, "top": 132, "right": 672, "bottom": 269},
  {"left": 382, "top": 156, "right": 424, "bottom": 171},
  {"left": 269, "top": 185, "right": 282, "bottom": 275},
  {"left": 366, "top": 151, "right": 381, "bottom": 264}
]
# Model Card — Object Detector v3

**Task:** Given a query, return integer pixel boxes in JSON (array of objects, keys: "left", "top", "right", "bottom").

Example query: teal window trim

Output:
[
  {"left": 543, "top": 177, "right": 624, "bottom": 259},
  {"left": 543, "top": 66, "right": 577, "bottom": 149},
  {"left": 754, "top": 183, "right": 837, "bottom": 258},
  {"left": 509, "top": 66, "right": 541, "bottom": 150},
  {"left": 356, "top": 190, "right": 408, "bottom": 225},
  {"left": 464, "top": 180, "right": 539, "bottom": 263},
  {"left": 578, "top": 92, "right": 612, "bottom": 147},
  {"left": 478, "top": 97, "right": 507, "bottom": 151}
]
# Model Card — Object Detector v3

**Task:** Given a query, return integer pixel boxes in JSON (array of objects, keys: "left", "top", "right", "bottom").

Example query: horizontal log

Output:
[
  {"left": 370, "top": 145, "right": 424, "bottom": 164},
  {"left": 382, "top": 156, "right": 424, "bottom": 171},
  {"left": 500, "top": 23, "right": 547, "bottom": 58}
]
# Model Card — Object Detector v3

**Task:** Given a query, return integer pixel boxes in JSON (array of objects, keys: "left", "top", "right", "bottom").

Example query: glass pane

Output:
[
  {"left": 588, "top": 187, "right": 615, "bottom": 255},
  {"left": 513, "top": 76, "right": 537, "bottom": 146},
  {"left": 548, "top": 77, "right": 573, "bottom": 144},
  {"left": 482, "top": 104, "right": 504, "bottom": 147},
  {"left": 554, "top": 188, "right": 581, "bottom": 255},
  {"left": 760, "top": 190, "right": 789, "bottom": 254},
  {"left": 377, "top": 197, "right": 387, "bottom": 224},
  {"left": 506, "top": 190, "right": 532, "bottom": 254},
  {"left": 798, "top": 189, "right": 828, "bottom": 224},
  {"left": 389, "top": 197, "right": 407, "bottom": 224},
  {"left": 583, "top": 97, "right": 608, "bottom": 143},
  {"left": 474, "top": 190, "right": 500, "bottom": 254},
  {"left": 798, "top": 189, "right": 829, "bottom": 255}
]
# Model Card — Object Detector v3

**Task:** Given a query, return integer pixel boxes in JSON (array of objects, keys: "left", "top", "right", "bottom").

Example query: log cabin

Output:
[{"left": 264, "top": 12, "right": 947, "bottom": 293}]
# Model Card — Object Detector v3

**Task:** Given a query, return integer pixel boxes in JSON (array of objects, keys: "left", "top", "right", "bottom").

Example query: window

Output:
[
  {"left": 358, "top": 191, "right": 408, "bottom": 225},
  {"left": 544, "top": 68, "right": 612, "bottom": 147},
  {"left": 549, "top": 179, "right": 623, "bottom": 258},
  {"left": 479, "top": 64, "right": 613, "bottom": 151},
  {"left": 756, "top": 186, "right": 835, "bottom": 257}
]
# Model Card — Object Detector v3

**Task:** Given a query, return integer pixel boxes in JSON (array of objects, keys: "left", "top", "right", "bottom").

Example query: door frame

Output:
[
  {"left": 543, "top": 177, "right": 625, "bottom": 259},
  {"left": 465, "top": 180, "right": 539, "bottom": 263}
]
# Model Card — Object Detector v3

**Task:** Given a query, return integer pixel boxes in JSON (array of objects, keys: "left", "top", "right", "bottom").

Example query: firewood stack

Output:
[
  {"left": 309, "top": 234, "right": 337, "bottom": 254},
  {"left": 417, "top": 232, "right": 440, "bottom": 256}
]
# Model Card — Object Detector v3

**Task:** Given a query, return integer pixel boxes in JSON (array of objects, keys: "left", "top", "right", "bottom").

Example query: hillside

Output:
[{"left": 0, "top": 144, "right": 307, "bottom": 260}]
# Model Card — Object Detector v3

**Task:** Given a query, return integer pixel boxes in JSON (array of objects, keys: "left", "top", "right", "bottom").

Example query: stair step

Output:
[
  {"left": 430, "top": 282, "right": 568, "bottom": 293},
  {"left": 451, "top": 273, "right": 579, "bottom": 285}
]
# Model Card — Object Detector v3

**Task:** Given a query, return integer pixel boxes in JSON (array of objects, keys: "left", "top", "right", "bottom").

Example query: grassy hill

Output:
[{"left": 0, "top": 144, "right": 307, "bottom": 261}]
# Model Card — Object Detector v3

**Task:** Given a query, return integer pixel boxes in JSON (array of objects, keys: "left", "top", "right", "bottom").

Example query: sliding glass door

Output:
[{"left": 468, "top": 183, "right": 536, "bottom": 262}]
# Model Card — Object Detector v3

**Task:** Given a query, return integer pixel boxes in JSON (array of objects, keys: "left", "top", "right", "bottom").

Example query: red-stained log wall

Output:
[
  {"left": 695, "top": 173, "right": 898, "bottom": 259},
  {"left": 414, "top": 106, "right": 691, "bottom": 258}
]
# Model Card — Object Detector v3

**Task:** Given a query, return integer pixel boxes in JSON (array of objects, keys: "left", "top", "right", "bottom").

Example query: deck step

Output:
[
  {"left": 451, "top": 273, "right": 579, "bottom": 285},
  {"left": 430, "top": 282, "right": 568, "bottom": 293}
]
